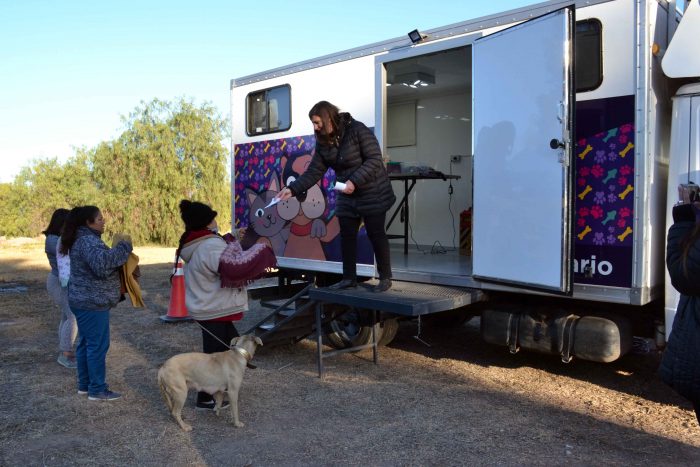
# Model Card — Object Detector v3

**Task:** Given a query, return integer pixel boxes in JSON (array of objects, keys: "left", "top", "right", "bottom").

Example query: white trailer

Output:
[{"left": 230, "top": 0, "right": 699, "bottom": 362}]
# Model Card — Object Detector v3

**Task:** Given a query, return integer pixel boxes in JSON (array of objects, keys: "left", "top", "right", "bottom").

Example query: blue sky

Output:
[{"left": 0, "top": 0, "right": 534, "bottom": 183}]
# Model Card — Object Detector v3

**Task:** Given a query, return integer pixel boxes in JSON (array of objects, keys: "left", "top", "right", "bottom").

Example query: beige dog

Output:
[{"left": 157, "top": 334, "right": 262, "bottom": 432}]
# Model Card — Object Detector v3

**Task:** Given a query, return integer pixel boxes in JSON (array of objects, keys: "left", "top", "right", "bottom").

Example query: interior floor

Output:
[{"left": 388, "top": 243, "right": 474, "bottom": 288}]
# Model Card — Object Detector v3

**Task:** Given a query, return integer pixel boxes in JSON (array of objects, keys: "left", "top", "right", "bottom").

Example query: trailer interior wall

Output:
[{"left": 382, "top": 47, "right": 472, "bottom": 249}]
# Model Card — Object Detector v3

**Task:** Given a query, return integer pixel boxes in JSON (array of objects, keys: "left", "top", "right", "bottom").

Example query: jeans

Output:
[
  {"left": 338, "top": 212, "right": 392, "bottom": 280},
  {"left": 72, "top": 307, "right": 110, "bottom": 395},
  {"left": 196, "top": 320, "right": 240, "bottom": 403}
]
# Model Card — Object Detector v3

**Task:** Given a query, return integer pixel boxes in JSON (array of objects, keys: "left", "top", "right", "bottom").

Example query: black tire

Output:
[
  {"left": 324, "top": 309, "right": 383, "bottom": 350},
  {"left": 377, "top": 318, "right": 399, "bottom": 346}
]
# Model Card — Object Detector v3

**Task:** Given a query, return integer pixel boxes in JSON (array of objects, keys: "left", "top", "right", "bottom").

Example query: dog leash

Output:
[{"left": 194, "top": 321, "right": 257, "bottom": 368}]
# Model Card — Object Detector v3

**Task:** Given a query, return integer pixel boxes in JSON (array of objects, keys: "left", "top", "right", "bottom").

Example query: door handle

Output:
[{"left": 549, "top": 138, "right": 565, "bottom": 150}]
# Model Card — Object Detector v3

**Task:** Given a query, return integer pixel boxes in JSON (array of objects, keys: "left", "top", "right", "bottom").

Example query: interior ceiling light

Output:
[{"left": 395, "top": 71, "right": 435, "bottom": 88}]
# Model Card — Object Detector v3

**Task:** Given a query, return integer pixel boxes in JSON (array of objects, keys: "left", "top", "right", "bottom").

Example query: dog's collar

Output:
[{"left": 231, "top": 346, "right": 252, "bottom": 362}]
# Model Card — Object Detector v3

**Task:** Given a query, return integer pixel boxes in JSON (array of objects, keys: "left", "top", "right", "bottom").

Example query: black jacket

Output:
[
  {"left": 289, "top": 113, "right": 395, "bottom": 218},
  {"left": 659, "top": 203, "right": 700, "bottom": 404}
]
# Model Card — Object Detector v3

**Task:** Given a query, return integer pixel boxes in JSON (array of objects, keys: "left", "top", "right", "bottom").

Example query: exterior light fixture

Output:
[{"left": 408, "top": 29, "right": 427, "bottom": 44}]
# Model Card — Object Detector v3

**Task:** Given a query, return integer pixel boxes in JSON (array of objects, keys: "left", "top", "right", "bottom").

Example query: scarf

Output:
[{"left": 218, "top": 233, "right": 277, "bottom": 288}]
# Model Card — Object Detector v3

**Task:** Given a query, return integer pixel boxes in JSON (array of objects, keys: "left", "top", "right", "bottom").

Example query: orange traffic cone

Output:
[{"left": 160, "top": 258, "right": 192, "bottom": 323}]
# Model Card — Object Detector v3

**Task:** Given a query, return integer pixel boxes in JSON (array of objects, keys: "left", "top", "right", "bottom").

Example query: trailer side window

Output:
[
  {"left": 246, "top": 85, "right": 291, "bottom": 135},
  {"left": 575, "top": 19, "right": 602, "bottom": 92}
]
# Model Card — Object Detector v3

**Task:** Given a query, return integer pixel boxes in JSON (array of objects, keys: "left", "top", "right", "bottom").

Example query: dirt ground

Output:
[{"left": 1, "top": 237, "right": 699, "bottom": 466}]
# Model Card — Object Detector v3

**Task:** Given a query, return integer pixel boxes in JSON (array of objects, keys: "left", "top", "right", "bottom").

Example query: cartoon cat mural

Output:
[{"left": 244, "top": 174, "right": 289, "bottom": 257}]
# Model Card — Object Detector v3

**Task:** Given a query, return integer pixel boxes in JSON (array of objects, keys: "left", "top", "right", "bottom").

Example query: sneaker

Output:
[
  {"left": 57, "top": 354, "right": 77, "bottom": 369},
  {"left": 196, "top": 399, "right": 230, "bottom": 410},
  {"left": 77, "top": 389, "right": 88, "bottom": 395},
  {"left": 88, "top": 390, "right": 121, "bottom": 401}
]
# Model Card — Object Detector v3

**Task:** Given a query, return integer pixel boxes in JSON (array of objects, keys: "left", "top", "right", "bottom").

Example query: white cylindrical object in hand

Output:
[{"left": 333, "top": 181, "right": 347, "bottom": 191}]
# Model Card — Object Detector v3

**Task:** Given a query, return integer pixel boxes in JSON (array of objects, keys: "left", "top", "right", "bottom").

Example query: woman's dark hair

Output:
[
  {"left": 42, "top": 208, "right": 70, "bottom": 236},
  {"left": 59, "top": 205, "right": 100, "bottom": 254},
  {"left": 309, "top": 100, "right": 340, "bottom": 147}
]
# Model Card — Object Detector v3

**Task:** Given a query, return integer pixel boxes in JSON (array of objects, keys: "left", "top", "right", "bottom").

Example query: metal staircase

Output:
[{"left": 244, "top": 283, "right": 348, "bottom": 346}]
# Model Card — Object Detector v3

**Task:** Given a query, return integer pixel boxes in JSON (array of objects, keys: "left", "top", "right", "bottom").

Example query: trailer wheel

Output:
[
  {"left": 325, "top": 309, "right": 383, "bottom": 350},
  {"left": 377, "top": 318, "right": 399, "bottom": 346}
]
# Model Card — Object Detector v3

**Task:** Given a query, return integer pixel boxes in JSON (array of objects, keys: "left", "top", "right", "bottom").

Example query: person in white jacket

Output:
[{"left": 176, "top": 200, "right": 248, "bottom": 410}]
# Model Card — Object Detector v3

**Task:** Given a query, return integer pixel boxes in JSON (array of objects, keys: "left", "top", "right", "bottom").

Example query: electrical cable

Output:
[{"left": 447, "top": 159, "right": 458, "bottom": 251}]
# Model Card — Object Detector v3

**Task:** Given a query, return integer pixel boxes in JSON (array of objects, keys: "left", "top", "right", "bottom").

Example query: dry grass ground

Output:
[{"left": 1, "top": 237, "right": 699, "bottom": 466}]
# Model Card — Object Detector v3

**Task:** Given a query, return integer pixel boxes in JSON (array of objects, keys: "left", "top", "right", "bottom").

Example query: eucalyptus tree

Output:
[{"left": 90, "top": 98, "right": 230, "bottom": 245}]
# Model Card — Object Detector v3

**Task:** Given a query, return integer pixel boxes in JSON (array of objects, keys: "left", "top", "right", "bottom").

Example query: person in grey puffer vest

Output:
[
  {"left": 59, "top": 205, "right": 132, "bottom": 401},
  {"left": 660, "top": 184, "right": 700, "bottom": 424},
  {"left": 276, "top": 101, "right": 396, "bottom": 292},
  {"left": 43, "top": 208, "right": 77, "bottom": 369}
]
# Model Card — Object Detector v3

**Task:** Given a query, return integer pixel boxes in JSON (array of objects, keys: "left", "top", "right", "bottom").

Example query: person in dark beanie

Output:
[{"left": 176, "top": 200, "right": 248, "bottom": 410}]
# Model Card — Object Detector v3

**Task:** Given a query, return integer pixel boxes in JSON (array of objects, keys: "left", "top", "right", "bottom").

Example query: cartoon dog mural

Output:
[{"left": 279, "top": 153, "right": 340, "bottom": 260}]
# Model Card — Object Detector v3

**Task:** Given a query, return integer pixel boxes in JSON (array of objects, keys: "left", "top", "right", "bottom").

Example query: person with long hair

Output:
[
  {"left": 276, "top": 101, "right": 396, "bottom": 292},
  {"left": 660, "top": 184, "right": 700, "bottom": 424},
  {"left": 60, "top": 206, "right": 132, "bottom": 401},
  {"left": 43, "top": 208, "right": 77, "bottom": 368},
  {"left": 176, "top": 200, "right": 250, "bottom": 410}
]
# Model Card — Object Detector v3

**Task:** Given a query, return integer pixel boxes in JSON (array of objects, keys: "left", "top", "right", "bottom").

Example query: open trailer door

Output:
[{"left": 472, "top": 7, "right": 575, "bottom": 294}]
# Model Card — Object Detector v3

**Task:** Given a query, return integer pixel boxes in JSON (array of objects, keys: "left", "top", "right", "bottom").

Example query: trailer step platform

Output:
[
  {"left": 309, "top": 280, "right": 485, "bottom": 317},
  {"left": 309, "top": 280, "right": 485, "bottom": 378}
]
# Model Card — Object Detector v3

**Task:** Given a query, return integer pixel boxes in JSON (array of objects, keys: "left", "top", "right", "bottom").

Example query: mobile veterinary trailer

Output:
[{"left": 231, "top": 0, "right": 699, "bottom": 362}]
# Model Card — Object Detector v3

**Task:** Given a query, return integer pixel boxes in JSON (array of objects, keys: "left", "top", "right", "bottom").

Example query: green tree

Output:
[
  {"left": 90, "top": 98, "right": 230, "bottom": 245},
  {"left": 0, "top": 182, "right": 29, "bottom": 237},
  {"left": 0, "top": 155, "right": 99, "bottom": 237}
]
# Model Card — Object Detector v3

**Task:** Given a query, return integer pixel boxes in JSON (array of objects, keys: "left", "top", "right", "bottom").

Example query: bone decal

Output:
[
  {"left": 578, "top": 225, "right": 592, "bottom": 240},
  {"left": 578, "top": 144, "right": 593, "bottom": 160},
  {"left": 602, "top": 210, "right": 617, "bottom": 225},
  {"left": 602, "top": 128, "right": 619, "bottom": 143},
  {"left": 578, "top": 185, "right": 593, "bottom": 200},
  {"left": 617, "top": 226, "right": 632, "bottom": 242},
  {"left": 618, "top": 184, "right": 633, "bottom": 200},
  {"left": 602, "top": 168, "right": 618, "bottom": 184},
  {"left": 619, "top": 142, "right": 634, "bottom": 158},
  {"left": 297, "top": 138, "right": 305, "bottom": 149}
]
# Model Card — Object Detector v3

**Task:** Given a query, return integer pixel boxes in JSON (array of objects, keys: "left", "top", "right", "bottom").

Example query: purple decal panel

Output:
[
  {"left": 233, "top": 134, "right": 373, "bottom": 265},
  {"left": 574, "top": 95, "right": 635, "bottom": 288}
]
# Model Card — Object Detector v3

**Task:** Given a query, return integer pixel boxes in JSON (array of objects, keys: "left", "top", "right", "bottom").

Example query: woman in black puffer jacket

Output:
[
  {"left": 660, "top": 187, "right": 700, "bottom": 424},
  {"left": 277, "top": 101, "right": 396, "bottom": 292}
]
